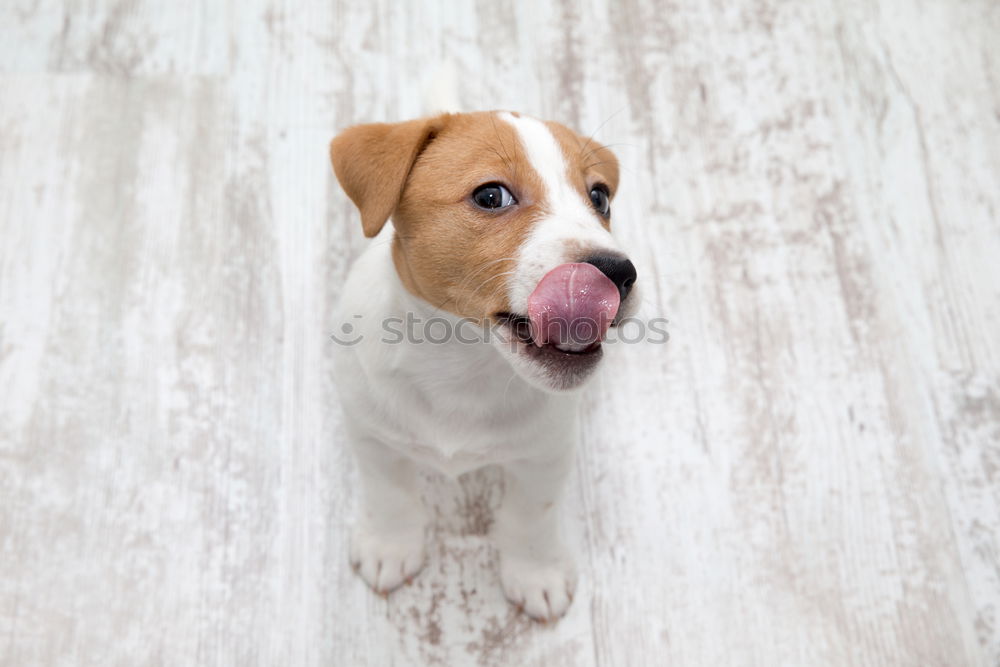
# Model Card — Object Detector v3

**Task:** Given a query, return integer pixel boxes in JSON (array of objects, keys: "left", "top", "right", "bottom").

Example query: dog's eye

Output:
[
  {"left": 589, "top": 185, "right": 611, "bottom": 217},
  {"left": 472, "top": 183, "right": 516, "bottom": 210}
]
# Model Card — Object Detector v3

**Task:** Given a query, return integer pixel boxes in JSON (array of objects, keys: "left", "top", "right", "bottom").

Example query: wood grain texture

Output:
[{"left": 1, "top": 1, "right": 998, "bottom": 665}]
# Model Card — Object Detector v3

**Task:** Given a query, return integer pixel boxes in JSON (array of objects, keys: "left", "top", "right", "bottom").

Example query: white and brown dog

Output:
[{"left": 329, "top": 111, "right": 638, "bottom": 622}]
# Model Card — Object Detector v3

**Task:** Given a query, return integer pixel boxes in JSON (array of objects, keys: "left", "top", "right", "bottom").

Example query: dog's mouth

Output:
[
  {"left": 489, "top": 263, "right": 621, "bottom": 389},
  {"left": 494, "top": 312, "right": 603, "bottom": 356}
]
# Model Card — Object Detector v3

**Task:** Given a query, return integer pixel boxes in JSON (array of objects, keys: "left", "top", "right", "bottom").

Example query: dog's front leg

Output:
[
  {"left": 349, "top": 435, "right": 427, "bottom": 594},
  {"left": 493, "top": 445, "right": 578, "bottom": 621}
]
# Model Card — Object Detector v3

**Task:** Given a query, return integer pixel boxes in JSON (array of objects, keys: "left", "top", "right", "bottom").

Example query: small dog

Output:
[{"left": 329, "top": 111, "right": 638, "bottom": 621}]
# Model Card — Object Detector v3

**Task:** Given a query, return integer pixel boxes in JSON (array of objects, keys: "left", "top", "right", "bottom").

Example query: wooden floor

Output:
[{"left": 2, "top": 1, "right": 999, "bottom": 665}]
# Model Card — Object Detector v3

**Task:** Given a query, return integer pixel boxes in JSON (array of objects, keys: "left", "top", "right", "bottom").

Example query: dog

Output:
[{"left": 329, "top": 111, "right": 638, "bottom": 622}]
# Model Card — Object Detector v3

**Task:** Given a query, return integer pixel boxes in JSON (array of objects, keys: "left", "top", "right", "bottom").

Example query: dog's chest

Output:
[{"left": 355, "top": 343, "right": 576, "bottom": 475}]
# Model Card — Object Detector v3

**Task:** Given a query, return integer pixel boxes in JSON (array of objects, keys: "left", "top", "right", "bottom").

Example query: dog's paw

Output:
[
  {"left": 350, "top": 526, "right": 426, "bottom": 594},
  {"left": 499, "top": 553, "right": 577, "bottom": 622}
]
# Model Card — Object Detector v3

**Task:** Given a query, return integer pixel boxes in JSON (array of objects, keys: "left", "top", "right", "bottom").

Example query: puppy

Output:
[{"left": 329, "top": 111, "right": 638, "bottom": 622}]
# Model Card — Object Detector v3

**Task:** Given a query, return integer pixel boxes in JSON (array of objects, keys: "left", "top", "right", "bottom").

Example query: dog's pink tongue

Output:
[{"left": 527, "top": 263, "right": 620, "bottom": 348}]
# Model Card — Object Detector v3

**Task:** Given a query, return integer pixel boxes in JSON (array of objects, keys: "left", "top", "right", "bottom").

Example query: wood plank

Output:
[{"left": 1, "top": 0, "right": 997, "bottom": 664}]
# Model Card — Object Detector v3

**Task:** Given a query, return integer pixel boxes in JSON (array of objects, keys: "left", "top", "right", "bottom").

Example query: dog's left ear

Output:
[{"left": 330, "top": 116, "right": 446, "bottom": 237}]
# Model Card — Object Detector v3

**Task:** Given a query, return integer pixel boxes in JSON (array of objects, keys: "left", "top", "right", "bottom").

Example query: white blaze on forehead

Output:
[
  {"left": 497, "top": 111, "right": 620, "bottom": 311},
  {"left": 497, "top": 112, "right": 590, "bottom": 216}
]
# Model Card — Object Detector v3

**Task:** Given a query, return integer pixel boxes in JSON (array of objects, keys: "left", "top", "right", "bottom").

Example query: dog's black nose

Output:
[{"left": 584, "top": 254, "right": 637, "bottom": 302}]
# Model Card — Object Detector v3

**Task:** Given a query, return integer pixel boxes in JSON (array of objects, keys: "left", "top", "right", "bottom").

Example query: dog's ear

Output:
[{"left": 330, "top": 116, "right": 445, "bottom": 237}]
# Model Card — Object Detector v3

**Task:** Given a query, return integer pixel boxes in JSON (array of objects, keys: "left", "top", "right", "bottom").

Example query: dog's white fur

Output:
[{"left": 333, "top": 112, "right": 636, "bottom": 621}]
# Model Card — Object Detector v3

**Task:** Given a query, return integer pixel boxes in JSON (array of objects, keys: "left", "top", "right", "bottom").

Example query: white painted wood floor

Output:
[{"left": 1, "top": 1, "right": 999, "bottom": 665}]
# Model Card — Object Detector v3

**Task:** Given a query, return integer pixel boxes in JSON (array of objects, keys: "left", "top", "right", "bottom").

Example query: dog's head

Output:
[{"left": 330, "top": 111, "right": 639, "bottom": 392}]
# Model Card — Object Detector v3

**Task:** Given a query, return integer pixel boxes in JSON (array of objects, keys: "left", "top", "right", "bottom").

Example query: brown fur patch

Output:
[{"left": 392, "top": 113, "right": 544, "bottom": 322}]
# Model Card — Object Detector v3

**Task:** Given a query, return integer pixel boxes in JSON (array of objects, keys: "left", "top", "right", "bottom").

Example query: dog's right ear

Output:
[{"left": 329, "top": 116, "right": 445, "bottom": 238}]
